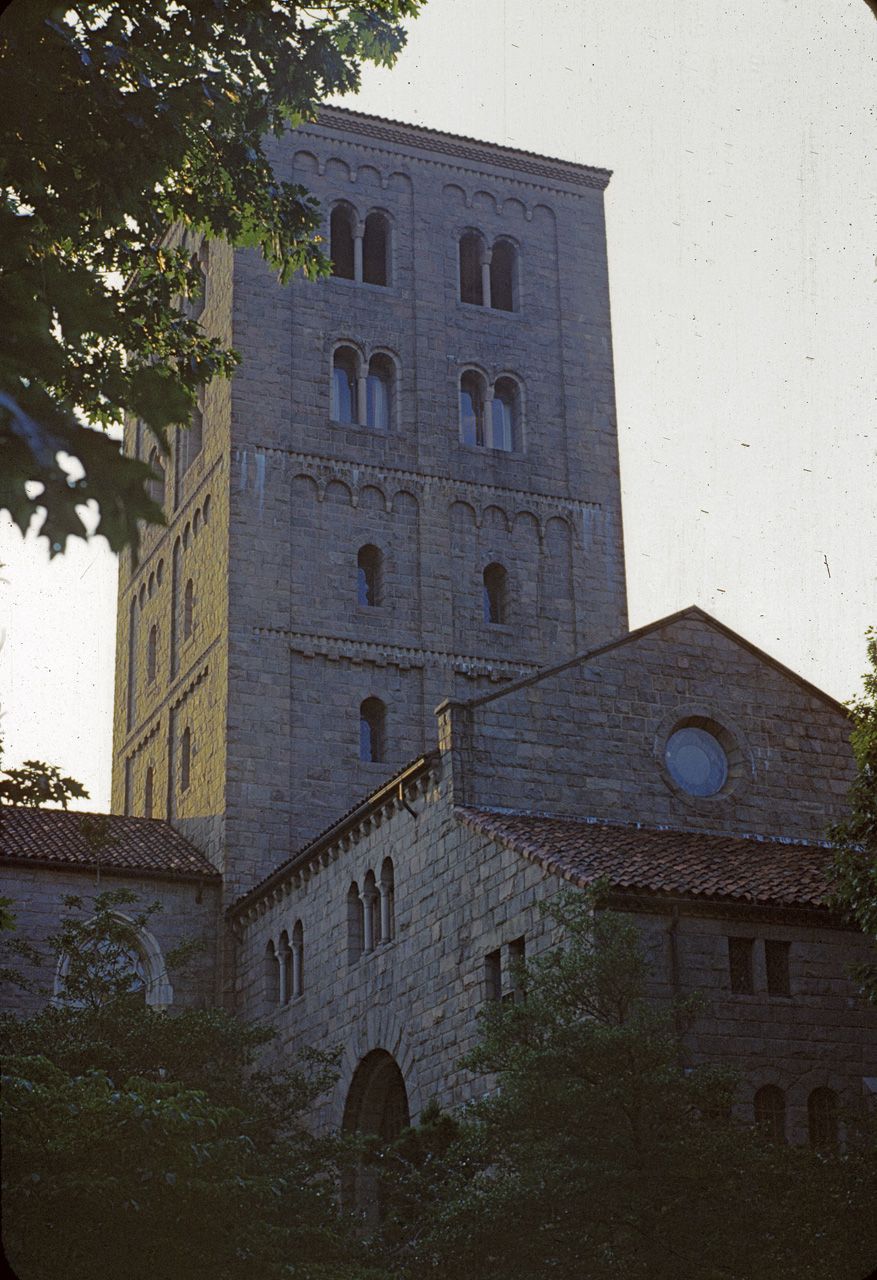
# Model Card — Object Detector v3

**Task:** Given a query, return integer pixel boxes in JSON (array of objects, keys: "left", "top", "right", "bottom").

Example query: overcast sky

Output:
[{"left": 1, "top": 0, "right": 875, "bottom": 812}]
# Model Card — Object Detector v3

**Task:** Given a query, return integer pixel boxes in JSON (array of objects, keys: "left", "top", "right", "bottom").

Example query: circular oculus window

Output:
[{"left": 664, "top": 726, "right": 728, "bottom": 797}]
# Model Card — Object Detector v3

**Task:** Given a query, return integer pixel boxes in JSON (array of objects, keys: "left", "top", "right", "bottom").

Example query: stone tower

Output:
[{"left": 111, "top": 108, "right": 627, "bottom": 902}]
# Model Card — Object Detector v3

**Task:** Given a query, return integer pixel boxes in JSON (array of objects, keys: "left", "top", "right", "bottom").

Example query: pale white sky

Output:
[{"left": 1, "top": 0, "right": 875, "bottom": 812}]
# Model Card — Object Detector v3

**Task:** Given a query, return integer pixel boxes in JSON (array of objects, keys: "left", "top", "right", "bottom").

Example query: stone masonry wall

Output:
[{"left": 232, "top": 763, "right": 875, "bottom": 1146}]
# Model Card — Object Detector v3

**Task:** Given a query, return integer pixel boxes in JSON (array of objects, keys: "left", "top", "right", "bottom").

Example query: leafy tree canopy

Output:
[
  {"left": 828, "top": 626, "right": 877, "bottom": 1003},
  {"left": 0, "top": 0, "right": 420, "bottom": 557},
  {"left": 0, "top": 736, "right": 89, "bottom": 808},
  {"left": 368, "top": 888, "right": 877, "bottom": 1280}
]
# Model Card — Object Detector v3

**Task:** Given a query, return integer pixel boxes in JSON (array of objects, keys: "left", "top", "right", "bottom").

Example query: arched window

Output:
[
  {"left": 379, "top": 857, "right": 395, "bottom": 944},
  {"left": 490, "top": 239, "right": 516, "bottom": 311},
  {"left": 460, "top": 371, "right": 486, "bottom": 447},
  {"left": 180, "top": 726, "right": 191, "bottom": 792},
  {"left": 278, "top": 930, "right": 292, "bottom": 1004},
  {"left": 144, "top": 765, "right": 154, "bottom": 820},
  {"left": 292, "top": 920, "right": 304, "bottom": 997},
  {"left": 483, "top": 563, "right": 508, "bottom": 625},
  {"left": 459, "top": 230, "right": 484, "bottom": 305},
  {"left": 147, "top": 448, "right": 165, "bottom": 507},
  {"left": 332, "top": 347, "right": 358, "bottom": 423},
  {"left": 363, "top": 212, "right": 389, "bottom": 286},
  {"left": 490, "top": 377, "right": 517, "bottom": 451},
  {"left": 808, "top": 1088, "right": 839, "bottom": 1149},
  {"left": 362, "top": 870, "right": 379, "bottom": 952},
  {"left": 359, "top": 698, "right": 385, "bottom": 763},
  {"left": 183, "top": 579, "right": 194, "bottom": 641},
  {"left": 357, "top": 545, "right": 381, "bottom": 606},
  {"left": 366, "top": 354, "right": 393, "bottom": 430},
  {"left": 184, "top": 242, "right": 208, "bottom": 320},
  {"left": 264, "top": 940, "right": 280, "bottom": 1005},
  {"left": 348, "top": 882, "right": 365, "bottom": 963},
  {"left": 754, "top": 1085, "right": 786, "bottom": 1141},
  {"left": 54, "top": 912, "right": 173, "bottom": 1007},
  {"left": 178, "top": 397, "right": 203, "bottom": 480},
  {"left": 330, "top": 205, "right": 355, "bottom": 279}
]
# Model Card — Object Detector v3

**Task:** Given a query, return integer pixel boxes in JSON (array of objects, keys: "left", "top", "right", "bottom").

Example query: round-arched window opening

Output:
[{"left": 665, "top": 726, "right": 728, "bottom": 797}]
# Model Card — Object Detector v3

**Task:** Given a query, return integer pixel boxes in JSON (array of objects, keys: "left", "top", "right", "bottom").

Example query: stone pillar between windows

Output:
[
  {"left": 480, "top": 248, "right": 492, "bottom": 310},
  {"left": 362, "top": 891, "right": 375, "bottom": 951},
  {"left": 353, "top": 224, "right": 364, "bottom": 284},
  {"left": 357, "top": 372, "right": 368, "bottom": 427},
  {"left": 379, "top": 885, "right": 392, "bottom": 943},
  {"left": 292, "top": 944, "right": 302, "bottom": 998},
  {"left": 483, "top": 388, "right": 494, "bottom": 448},
  {"left": 278, "top": 948, "right": 288, "bottom": 1004}
]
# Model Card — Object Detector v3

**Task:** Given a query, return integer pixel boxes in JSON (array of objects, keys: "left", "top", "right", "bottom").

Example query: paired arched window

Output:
[
  {"left": 808, "top": 1088, "right": 839, "bottom": 1149},
  {"left": 291, "top": 920, "right": 304, "bottom": 998},
  {"left": 265, "top": 940, "right": 280, "bottom": 1005},
  {"left": 753, "top": 1085, "right": 786, "bottom": 1141},
  {"left": 483, "top": 563, "right": 509, "bottom": 624},
  {"left": 330, "top": 205, "right": 390, "bottom": 285},
  {"left": 183, "top": 579, "right": 194, "bottom": 641},
  {"left": 180, "top": 726, "right": 191, "bottom": 793},
  {"left": 357, "top": 545, "right": 382, "bottom": 606},
  {"left": 333, "top": 349, "right": 394, "bottom": 429},
  {"left": 347, "top": 862, "right": 395, "bottom": 963},
  {"left": 460, "top": 372, "right": 519, "bottom": 451},
  {"left": 360, "top": 697, "right": 385, "bottom": 763},
  {"left": 459, "top": 231, "right": 517, "bottom": 311},
  {"left": 144, "top": 765, "right": 154, "bottom": 820}
]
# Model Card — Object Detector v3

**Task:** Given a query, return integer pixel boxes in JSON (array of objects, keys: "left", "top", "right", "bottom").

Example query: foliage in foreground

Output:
[
  {"left": 829, "top": 626, "right": 877, "bottom": 1004},
  {"left": 0, "top": 0, "right": 421, "bottom": 556},
  {"left": 367, "top": 889, "right": 877, "bottom": 1280},
  {"left": 0, "top": 890, "right": 375, "bottom": 1280}
]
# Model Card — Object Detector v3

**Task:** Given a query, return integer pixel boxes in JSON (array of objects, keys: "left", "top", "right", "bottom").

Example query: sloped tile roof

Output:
[
  {"left": 0, "top": 807, "right": 219, "bottom": 881},
  {"left": 455, "top": 807, "right": 836, "bottom": 909}
]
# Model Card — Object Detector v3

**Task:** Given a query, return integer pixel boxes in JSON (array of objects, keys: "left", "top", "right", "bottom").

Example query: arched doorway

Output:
[{"left": 342, "top": 1049, "right": 410, "bottom": 1223}]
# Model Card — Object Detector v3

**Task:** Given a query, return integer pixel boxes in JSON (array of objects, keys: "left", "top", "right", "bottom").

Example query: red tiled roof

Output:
[
  {"left": 455, "top": 807, "right": 836, "bottom": 909},
  {"left": 0, "top": 807, "right": 219, "bottom": 881}
]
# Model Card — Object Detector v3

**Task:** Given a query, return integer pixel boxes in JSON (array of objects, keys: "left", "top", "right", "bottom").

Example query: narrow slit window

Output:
[
  {"left": 379, "top": 857, "right": 395, "bottom": 943},
  {"left": 183, "top": 579, "right": 194, "bottom": 641},
  {"left": 460, "top": 373, "right": 485, "bottom": 447},
  {"left": 483, "top": 563, "right": 508, "bottom": 625},
  {"left": 490, "top": 239, "right": 516, "bottom": 311},
  {"left": 357, "top": 545, "right": 381, "bottom": 607},
  {"left": 348, "top": 883, "right": 364, "bottom": 963},
  {"left": 330, "top": 206, "right": 355, "bottom": 279},
  {"left": 265, "top": 941, "right": 280, "bottom": 1004},
  {"left": 485, "top": 949, "right": 502, "bottom": 1002},
  {"left": 507, "top": 936, "right": 526, "bottom": 1004},
  {"left": 180, "top": 726, "right": 191, "bottom": 793},
  {"left": 146, "top": 624, "right": 157, "bottom": 684},
  {"left": 459, "top": 231, "right": 484, "bottom": 305},
  {"left": 144, "top": 765, "right": 154, "bottom": 820},
  {"left": 359, "top": 698, "right": 385, "bottom": 763}
]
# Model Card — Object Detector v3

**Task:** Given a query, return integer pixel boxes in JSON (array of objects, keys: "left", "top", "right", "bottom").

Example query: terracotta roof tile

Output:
[
  {"left": 455, "top": 807, "right": 835, "bottom": 909},
  {"left": 0, "top": 807, "right": 219, "bottom": 881}
]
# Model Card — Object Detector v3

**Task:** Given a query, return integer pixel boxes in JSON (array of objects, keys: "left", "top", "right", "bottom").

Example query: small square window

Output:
[
  {"left": 728, "top": 937, "right": 753, "bottom": 994},
  {"left": 765, "top": 940, "right": 790, "bottom": 997}
]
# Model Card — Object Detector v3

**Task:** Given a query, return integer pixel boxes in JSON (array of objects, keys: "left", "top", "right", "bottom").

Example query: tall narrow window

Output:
[
  {"left": 292, "top": 920, "right": 304, "bottom": 997},
  {"left": 146, "top": 625, "right": 157, "bottom": 684},
  {"left": 754, "top": 1085, "right": 786, "bottom": 1141},
  {"left": 357, "top": 545, "right": 381, "bottom": 606},
  {"left": 379, "top": 858, "right": 395, "bottom": 943},
  {"left": 363, "top": 870, "right": 379, "bottom": 952},
  {"left": 183, "top": 579, "right": 194, "bottom": 641},
  {"left": 808, "top": 1088, "right": 839, "bottom": 1149},
  {"left": 180, "top": 726, "right": 191, "bottom": 793},
  {"left": 765, "top": 940, "right": 790, "bottom": 997},
  {"left": 459, "top": 231, "right": 484, "bottom": 305},
  {"left": 507, "top": 937, "right": 526, "bottom": 1004},
  {"left": 333, "top": 349, "right": 358, "bottom": 423},
  {"left": 144, "top": 765, "right": 154, "bottom": 820},
  {"left": 490, "top": 240, "right": 516, "bottom": 311},
  {"left": 359, "top": 698, "right": 385, "bottom": 763},
  {"left": 728, "top": 937, "right": 754, "bottom": 994},
  {"left": 265, "top": 940, "right": 280, "bottom": 1005},
  {"left": 278, "top": 930, "right": 291, "bottom": 1004},
  {"left": 178, "top": 399, "right": 203, "bottom": 479},
  {"left": 348, "top": 882, "right": 365, "bottom": 963},
  {"left": 362, "top": 213, "right": 388, "bottom": 286},
  {"left": 147, "top": 448, "right": 165, "bottom": 507},
  {"left": 490, "top": 378, "right": 517, "bottom": 451},
  {"left": 366, "top": 354, "right": 393, "bottom": 430},
  {"left": 330, "top": 206, "right": 355, "bottom": 279},
  {"left": 483, "top": 563, "right": 508, "bottom": 625},
  {"left": 485, "top": 949, "right": 502, "bottom": 1002},
  {"left": 460, "top": 372, "right": 485, "bottom": 446}
]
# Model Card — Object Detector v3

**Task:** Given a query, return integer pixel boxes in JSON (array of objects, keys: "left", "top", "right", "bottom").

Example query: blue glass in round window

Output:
[{"left": 665, "top": 727, "right": 728, "bottom": 797}]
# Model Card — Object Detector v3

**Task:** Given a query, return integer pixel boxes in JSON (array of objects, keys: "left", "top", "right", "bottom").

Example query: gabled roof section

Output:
[
  {"left": 308, "top": 106, "right": 612, "bottom": 191},
  {"left": 456, "top": 806, "right": 838, "bottom": 911},
  {"left": 0, "top": 808, "right": 220, "bottom": 882},
  {"left": 443, "top": 606, "right": 849, "bottom": 718}
]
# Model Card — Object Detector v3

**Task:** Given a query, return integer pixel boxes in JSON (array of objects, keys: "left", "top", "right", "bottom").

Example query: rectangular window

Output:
[
  {"left": 728, "top": 936, "right": 754, "bottom": 994},
  {"left": 765, "top": 940, "right": 791, "bottom": 997},
  {"left": 485, "top": 949, "right": 502, "bottom": 1002},
  {"left": 507, "top": 936, "right": 526, "bottom": 1004}
]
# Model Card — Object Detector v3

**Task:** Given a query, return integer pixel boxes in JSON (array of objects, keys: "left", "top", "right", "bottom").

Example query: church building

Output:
[{"left": 2, "top": 110, "right": 874, "bottom": 1150}]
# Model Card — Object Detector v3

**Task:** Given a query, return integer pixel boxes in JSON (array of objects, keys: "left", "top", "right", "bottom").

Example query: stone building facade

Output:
[{"left": 2, "top": 112, "right": 873, "bottom": 1155}]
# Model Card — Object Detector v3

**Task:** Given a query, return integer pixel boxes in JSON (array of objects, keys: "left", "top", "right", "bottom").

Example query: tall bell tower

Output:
[{"left": 112, "top": 109, "right": 627, "bottom": 901}]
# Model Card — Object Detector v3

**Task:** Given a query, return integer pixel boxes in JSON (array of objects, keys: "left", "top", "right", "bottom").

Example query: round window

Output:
[{"left": 665, "top": 727, "right": 728, "bottom": 797}]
